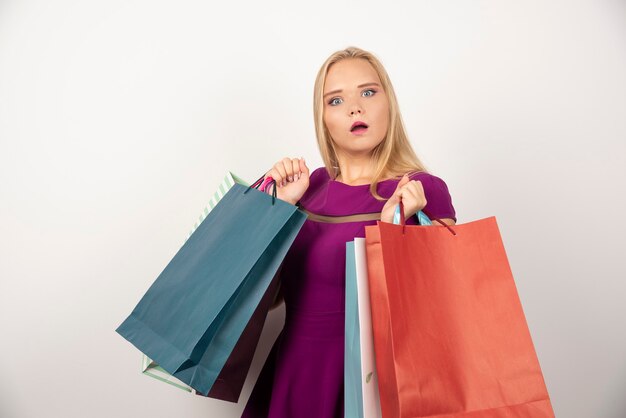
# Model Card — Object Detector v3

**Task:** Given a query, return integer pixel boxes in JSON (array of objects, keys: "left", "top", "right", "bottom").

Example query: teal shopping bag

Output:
[
  {"left": 116, "top": 180, "right": 306, "bottom": 396},
  {"left": 141, "top": 171, "right": 248, "bottom": 395}
]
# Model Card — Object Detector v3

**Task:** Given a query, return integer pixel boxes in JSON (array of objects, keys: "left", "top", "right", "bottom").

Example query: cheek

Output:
[
  {"left": 323, "top": 110, "right": 342, "bottom": 137},
  {"left": 375, "top": 100, "right": 390, "bottom": 130}
]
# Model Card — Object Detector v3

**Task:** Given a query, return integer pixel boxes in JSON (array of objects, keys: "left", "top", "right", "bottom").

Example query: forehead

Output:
[{"left": 324, "top": 58, "right": 381, "bottom": 90}]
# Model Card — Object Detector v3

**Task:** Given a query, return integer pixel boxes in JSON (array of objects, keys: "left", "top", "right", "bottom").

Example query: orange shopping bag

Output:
[{"left": 364, "top": 207, "right": 555, "bottom": 418}]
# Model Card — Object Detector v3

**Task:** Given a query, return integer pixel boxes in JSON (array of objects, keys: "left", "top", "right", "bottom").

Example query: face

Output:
[{"left": 322, "top": 58, "right": 390, "bottom": 157}]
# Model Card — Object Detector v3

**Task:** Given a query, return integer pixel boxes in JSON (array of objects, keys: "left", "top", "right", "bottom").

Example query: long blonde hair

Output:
[{"left": 313, "top": 46, "right": 428, "bottom": 200}]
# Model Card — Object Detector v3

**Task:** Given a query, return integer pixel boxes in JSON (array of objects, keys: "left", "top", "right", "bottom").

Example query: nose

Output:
[{"left": 349, "top": 103, "right": 363, "bottom": 116}]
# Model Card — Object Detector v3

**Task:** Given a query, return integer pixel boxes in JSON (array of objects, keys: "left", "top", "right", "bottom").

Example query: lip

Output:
[{"left": 351, "top": 121, "right": 369, "bottom": 130}]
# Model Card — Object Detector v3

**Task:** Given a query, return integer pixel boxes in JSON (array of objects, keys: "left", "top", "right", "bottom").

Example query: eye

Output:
[
  {"left": 362, "top": 89, "right": 377, "bottom": 97},
  {"left": 328, "top": 97, "right": 343, "bottom": 106}
]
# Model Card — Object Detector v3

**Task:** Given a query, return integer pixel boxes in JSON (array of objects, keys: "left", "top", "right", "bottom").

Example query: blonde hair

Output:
[{"left": 313, "top": 46, "right": 428, "bottom": 200}]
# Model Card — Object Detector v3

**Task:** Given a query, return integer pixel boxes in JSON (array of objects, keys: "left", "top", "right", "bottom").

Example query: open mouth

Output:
[{"left": 350, "top": 122, "right": 369, "bottom": 133}]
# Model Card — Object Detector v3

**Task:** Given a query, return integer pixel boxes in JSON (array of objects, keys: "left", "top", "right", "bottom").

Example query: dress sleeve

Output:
[{"left": 409, "top": 172, "right": 457, "bottom": 223}]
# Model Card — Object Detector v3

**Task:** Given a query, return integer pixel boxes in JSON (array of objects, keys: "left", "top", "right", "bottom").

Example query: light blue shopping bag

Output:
[{"left": 345, "top": 240, "right": 365, "bottom": 418}]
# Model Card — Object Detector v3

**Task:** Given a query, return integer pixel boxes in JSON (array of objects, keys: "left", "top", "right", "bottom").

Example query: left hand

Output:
[{"left": 380, "top": 174, "right": 427, "bottom": 223}]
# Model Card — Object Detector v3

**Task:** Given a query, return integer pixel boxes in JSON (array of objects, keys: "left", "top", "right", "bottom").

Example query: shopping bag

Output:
[
  {"left": 345, "top": 239, "right": 383, "bottom": 418},
  {"left": 142, "top": 354, "right": 193, "bottom": 392},
  {"left": 141, "top": 171, "right": 247, "bottom": 395},
  {"left": 116, "top": 176, "right": 306, "bottom": 396},
  {"left": 140, "top": 172, "right": 282, "bottom": 401},
  {"left": 365, "top": 206, "right": 555, "bottom": 417},
  {"left": 142, "top": 264, "right": 283, "bottom": 401},
  {"left": 345, "top": 241, "right": 364, "bottom": 418}
]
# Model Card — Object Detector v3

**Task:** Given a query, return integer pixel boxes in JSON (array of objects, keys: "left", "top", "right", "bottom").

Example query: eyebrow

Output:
[{"left": 323, "top": 82, "right": 381, "bottom": 99}]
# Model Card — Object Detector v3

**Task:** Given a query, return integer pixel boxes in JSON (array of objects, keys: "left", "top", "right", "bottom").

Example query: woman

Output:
[{"left": 242, "top": 46, "right": 456, "bottom": 418}]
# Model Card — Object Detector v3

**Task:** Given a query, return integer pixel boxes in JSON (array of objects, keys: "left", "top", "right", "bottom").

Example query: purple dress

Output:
[{"left": 241, "top": 167, "right": 457, "bottom": 418}]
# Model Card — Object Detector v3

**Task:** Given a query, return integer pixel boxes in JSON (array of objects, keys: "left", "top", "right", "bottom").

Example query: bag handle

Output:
[
  {"left": 244, "top": 175, "right": 278, "bottom": 205},
  {"left": 394, "top": 201, "right": 457, "bottom": 235},
  {"left": 393, "top": 204, "right": 432, "bottom": 226}
]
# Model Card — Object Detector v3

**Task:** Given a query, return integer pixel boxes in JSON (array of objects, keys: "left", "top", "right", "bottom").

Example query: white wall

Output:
[{"left": 1, "top": 1, "right": 625, "bottom": 417}]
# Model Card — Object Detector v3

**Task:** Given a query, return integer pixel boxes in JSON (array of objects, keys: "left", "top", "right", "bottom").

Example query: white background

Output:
[{"left": 1, "top": 1, "right": 625, "bottom": 417}]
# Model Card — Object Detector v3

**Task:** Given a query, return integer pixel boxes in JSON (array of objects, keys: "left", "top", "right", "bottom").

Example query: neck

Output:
[{"left": 334, "top": 152, "right": 376, "bottom": 185}]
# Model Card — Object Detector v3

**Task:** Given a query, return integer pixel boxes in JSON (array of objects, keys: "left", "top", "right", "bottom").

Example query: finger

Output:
[
  {"left": 291, "top": 158, "right": 300, "bottom": 181},
  {"left": 394, "top": 179, "right": 421, "bottom": 207},
  {"left": 408, "top": 181, "right": 427, "bottom": 207},
  {"left": 394, "top": 174, "right": 410, "bottom": 192},
  {"left": 395, "top": 175, "right": 410, "bottom": 196},
  {"left": 281, "top": 158, "right": 295, "bottom": 183},
  {"left": 265, "top": 168, "right": 275, "bottom": 181},
  {"left": 411, "top": 181, "right": 427, "bottom": 204},
  {"left": 412, "top": 179, "right": 424, "bottom": 194},
  {"left": 261, "top": 169, "right": 276, "bottom": 193},
  {"left": 273, "top": 163, "right": 287, "bottom": 186},
  {"left": 400, "top": 179, "right": 419, "bottom": 195},
  {"left": 299, "top": 157, "right": 310, "bottom": 177},
  {"left": 265, "top": 168, "right": 280, "bottom": 188},
  {"left": 398, "top": 187, "right": 409, "bottom": 202},
  {"left": 388, "top": 188, "right": 402, "bottom": 204},
  {"left": 403, "top": 184, "right": 417, "bottom": 201}
]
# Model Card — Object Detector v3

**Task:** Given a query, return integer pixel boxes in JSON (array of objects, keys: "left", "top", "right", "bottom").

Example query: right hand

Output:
[{"left": 264, "top": 157, "right": 310, "bottom": 205}]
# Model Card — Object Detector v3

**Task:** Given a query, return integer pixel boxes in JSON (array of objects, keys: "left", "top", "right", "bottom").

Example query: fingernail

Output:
[{"left": 288, "top": 176, "right": 293, "bottom": 182}]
